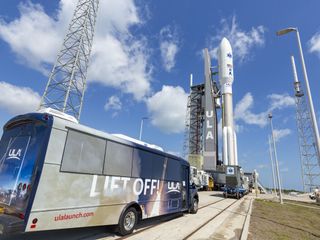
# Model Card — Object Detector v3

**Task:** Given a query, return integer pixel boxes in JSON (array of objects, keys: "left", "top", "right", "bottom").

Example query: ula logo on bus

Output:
[
  {"left": 7, "top": 149, "right": 23, "bottom": 160},
  {"left": 167, "top": 182, "right": 181, "bottom": 193}
]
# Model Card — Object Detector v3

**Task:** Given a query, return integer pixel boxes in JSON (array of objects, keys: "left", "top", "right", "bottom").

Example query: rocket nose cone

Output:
[{"left": 220, "top": 37, "right": 232, "bottom": 51}]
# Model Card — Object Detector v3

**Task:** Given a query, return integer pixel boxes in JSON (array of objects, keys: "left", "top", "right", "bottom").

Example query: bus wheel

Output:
[
  {"left": 118, "top": 207, "right": 138, "bottom": 236},
  {"left": 190, "top": 197, "right": 198, "bottom": 214}
]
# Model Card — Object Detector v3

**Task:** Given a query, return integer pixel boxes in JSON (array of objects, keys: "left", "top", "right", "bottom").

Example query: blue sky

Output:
[{"left": 0, "top": 0, "right": 320, "bottom": 190}]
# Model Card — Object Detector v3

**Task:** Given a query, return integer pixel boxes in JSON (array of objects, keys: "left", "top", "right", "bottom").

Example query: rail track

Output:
[
  {"left": 182, "top": 199, "right": 238, "bottom": 239},
  {"left": 117, "top": 197, "right": 228, "bottom": 240},
  {"left": 182, "top": 196, "right": 253, "bottom": 240}
]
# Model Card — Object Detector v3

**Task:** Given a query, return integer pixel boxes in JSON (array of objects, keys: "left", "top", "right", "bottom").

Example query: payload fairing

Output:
[{"left": 218, "top": 38, "right": 238, "bottom": 166}]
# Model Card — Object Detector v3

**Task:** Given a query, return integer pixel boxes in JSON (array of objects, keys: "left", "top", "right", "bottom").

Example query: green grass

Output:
[{"left": 248, "top": 199, "right": 320, "bottom": 240}]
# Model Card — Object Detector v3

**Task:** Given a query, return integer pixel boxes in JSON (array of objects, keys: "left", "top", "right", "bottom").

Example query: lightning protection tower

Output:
[
  {"left": 291, "top": 56, "right": 320, "bottom": 192},
  {"left": 39, "top": 0, "right": 99, "bottom": 120}
]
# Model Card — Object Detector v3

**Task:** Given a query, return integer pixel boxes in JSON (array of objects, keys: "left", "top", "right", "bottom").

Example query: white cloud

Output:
[
  {"left": 234, "top": 92, "right": 295, "bottom": 128},
  {"left": 95, "top": 0, "right": 140, "bottom": 34},
  {"left": 0, "top": 2, "right": 63, "bottom": 72},
  {"left": 209, "top": 15, "right": 265, "bottom": 62},
  {"left": 268, "top": 93, "right": 295, "bottom": 111},
  {"left": 273, "top": 128, "right": 291, "bottom": 142},
  {"left": 160, "top": 26, "right": 179, "bottom": 72},
  {"left": 234, "top": 92, "right": 268, "bottom": 127},
  {"left": 104, "top": 95, "right": 122, "bottom": 111},
  {"left": 146, "top": 85, "right": 188, "bottom": 134},
  {"left": 0, "top": 0, "right": 151, "bottom": 100},
  {"left": 280, "top": 167, "right": 289, "bottom": 173},
  {"left": 234, "top": 123, "right": 244, "bottom": 133},
  {"left": 257, "top": 164, "right": 268, "bottom": 169},
  {"left": 0, "top": 81, "right": 40, "bottom": 114},
  {"left": 89, "top": 35, "right": 151, "bottom": 100},
  {"left": 309, "top": 32, "right": 320, "bottom": 56}
]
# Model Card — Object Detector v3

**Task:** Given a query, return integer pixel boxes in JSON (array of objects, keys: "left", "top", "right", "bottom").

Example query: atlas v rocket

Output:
[{"left": 218, "top": 38, "right": 238, "bottom": 166}]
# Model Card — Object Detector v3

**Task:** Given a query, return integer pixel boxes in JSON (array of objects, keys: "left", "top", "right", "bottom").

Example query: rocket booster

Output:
[{"left": 218, "top": 38, "right": 238, "bottom": 166}]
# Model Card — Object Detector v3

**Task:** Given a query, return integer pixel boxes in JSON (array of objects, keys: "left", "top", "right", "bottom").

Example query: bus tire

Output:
[
  {"left": 118, "top": 207, "right": 138, "bottom": 236},
  {"left": 190, "top": 197, "right": 198, "bottom": 214},
  {"left": 236, "top": 192, "right": 240, "bottom": 199}
]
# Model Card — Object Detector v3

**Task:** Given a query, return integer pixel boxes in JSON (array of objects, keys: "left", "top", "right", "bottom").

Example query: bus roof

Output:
[{"left": 4, "top": 112, "right": 188, "bottom": 164}]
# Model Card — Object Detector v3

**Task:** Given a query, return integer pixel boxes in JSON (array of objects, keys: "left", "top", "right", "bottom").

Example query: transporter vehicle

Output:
[
  {"left": 309, "top": 192, "right": 316, "bottom": 200},
  {"left": 223, "top": 166, "right": 248, "bottom": 199},
  {"left": 223, "top": 185, "right": 247, "bottom": 199},
  {"left": 208, "top": 176, "right": 214, "bottom": 191},
  {"left": 198, "top": 170, "right": 213, "bottom": 191},
  {"left": 212, "top": 166, "right": 227, "bottom": 190},
  {"left": 0, "top": 109, "right": 199, "bottom": 236},
  {"left": 310, "top": 188, "right": 319, "bottom": 200},
  {"left": 190, "top": 168, "right": 213, "bottom": 191},
  {"left": 190, "top": 166, "right": 201, "bottom": 188},
  {"left": 198, "top": 170, "right": 209, "bottom": 191}
]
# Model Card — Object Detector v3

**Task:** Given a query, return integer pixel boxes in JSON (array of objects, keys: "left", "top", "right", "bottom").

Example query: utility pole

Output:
[
  {"left": 268, "top": 113, "right": 283, "bottom": 204},
  {"left": 254, "top": 169, "right": 259, "bottom": 197},
  {"left": 39, "top": 0, "right": 99, "bottom": 121},
  {"left": 139, "top": 117, "right": 148, "bottom": 141},
  {"left": 268, "top": 135, "right": 277, "bottom": 195}
]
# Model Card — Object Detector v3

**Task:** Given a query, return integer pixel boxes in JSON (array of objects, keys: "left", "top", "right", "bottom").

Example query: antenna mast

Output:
[{"left": 39, "top": 0, "right": 99, "bottom": 120}]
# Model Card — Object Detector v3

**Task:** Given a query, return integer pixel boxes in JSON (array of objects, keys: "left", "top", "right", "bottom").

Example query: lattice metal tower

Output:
[
  {"left": 291, "top": 56, "right": 320, "bottom": 192},
  {"left": 188, "top": 84, "right": 205, "bottom": 155},
  {"left": 182, "top": 87, "right": 191, "bottom": 158},
  {"left": 182, "top": 83, "right": 205, "bottom": 157},
  {"left": 39, "top": 0, "right": 99, "bottom": 120}
]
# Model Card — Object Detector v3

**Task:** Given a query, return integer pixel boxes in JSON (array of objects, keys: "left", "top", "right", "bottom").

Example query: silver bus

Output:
[{"left": 0, "top": 110, "right": 198, "bottom": 236}]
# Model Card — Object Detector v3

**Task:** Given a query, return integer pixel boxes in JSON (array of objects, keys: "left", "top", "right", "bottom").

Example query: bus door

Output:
[{"left": 181, "top": 164, "right": 189, "bottom": 210}]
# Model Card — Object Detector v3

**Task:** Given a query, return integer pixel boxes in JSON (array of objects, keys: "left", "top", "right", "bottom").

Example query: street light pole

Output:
[
  {"left": 268, "top": 113, "right": 283, "bottom": 204},
  {"left": 139, "top": 117, "right": 148, "bottom": 141},
  {"left": 268, "top": 135, "right": 277, "bottom": 196},
  {"left": 277, "top": 27, "right": 320, "bottom": 163},
  {"left": 253, "top": 169, "right": 259, "bottom": 198}
]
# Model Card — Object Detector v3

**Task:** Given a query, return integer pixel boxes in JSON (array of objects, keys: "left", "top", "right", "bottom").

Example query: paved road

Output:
[{"left": 0, "top": 192, "right": 252, "bottom": 240}]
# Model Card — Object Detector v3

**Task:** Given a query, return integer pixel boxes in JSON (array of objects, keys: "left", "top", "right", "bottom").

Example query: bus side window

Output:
[
  {"left": 0, "top": 137, "right": 9, "bottom": 172},
  {"left": 131, "top": 149, "right": 153, "bottom": 179},
  {"left": 151, "top": 154, "right": 165, "bottom": 180},
  {"left": 61, "top": 130, "right": 106, "bottom": 174},
  {"left": 104, "top": 141, "right": 133, "bottom": 177},
  {"left": 165, "top": 159, "right": 181, "bottom": 181}
]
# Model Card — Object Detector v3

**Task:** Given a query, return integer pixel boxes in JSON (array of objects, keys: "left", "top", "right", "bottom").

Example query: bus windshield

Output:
[{"left": 0, "top": 118, "right": 50, "bottom": 214}]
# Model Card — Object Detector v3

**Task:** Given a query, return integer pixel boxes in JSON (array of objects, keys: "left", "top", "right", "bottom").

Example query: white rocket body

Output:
[{"left": 218, "top": 38, "right": 238, "bottom": 166}]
